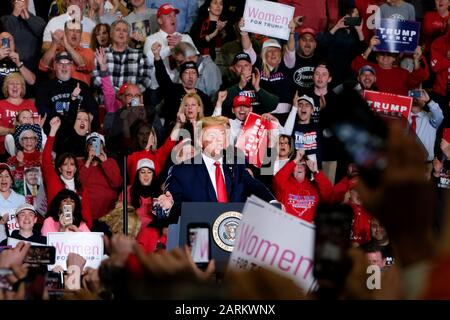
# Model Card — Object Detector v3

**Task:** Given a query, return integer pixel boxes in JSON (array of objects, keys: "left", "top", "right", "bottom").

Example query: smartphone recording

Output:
[
  {"left": 24, "top": 246, "right": 56, "bottom": 265},
  {"left": 187, "top": 223, "right": 211, "bottom": 269}
]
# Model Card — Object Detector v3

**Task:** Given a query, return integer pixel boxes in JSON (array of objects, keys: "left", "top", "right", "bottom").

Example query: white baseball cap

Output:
[
  {"left": 298, "top": 95, "right": 315, "bottom": 108},
  {"left": 86, "top": 132, "right": 105, "bottom": 145},
  {"left": 136, "top": 158, "right": 155, "bottom": 171},
  {"left": 16, "top": 203, "right": 37, "bottom": 216},
  {"left": 262, "top": 39, "right": 282, "bottom": 50}
]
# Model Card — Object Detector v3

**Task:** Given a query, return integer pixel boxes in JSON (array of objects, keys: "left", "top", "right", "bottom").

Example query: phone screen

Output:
[
  {"left": 188, "top": 224, "right": 210, "bottom": 266},
  {"left": 24, "top": 246, "right": 56, "bottom": 265},
  {"left": 92, "top": 138, "right": 101, "bottom": 156},
  {"left": 2, "top": 38, "right": 9, "bottom": 48},
  {"left": 408, "top": 90, "right": 422, "bottom": 98},
  {"left": 63, "top": 205, "right": 73, "bottom": 225},
  {"left": 0, "top": 268, "right": 13, "bottom": 290},
  {"left": 344, "top": 17, "right": 361, "bottom": 26}
]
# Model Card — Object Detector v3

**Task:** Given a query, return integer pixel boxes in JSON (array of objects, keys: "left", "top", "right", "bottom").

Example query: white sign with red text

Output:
[
  {"left": 229, "top": 196, "right": 317, "bottom": 293},
  {"left": 47, "top": 232, "right": 104, "bottom": 271},
  {"left": 242, "top": 0, "right": 294, "bottom": 40},
  {"left": 2, "top": 209, "right": 19, "bottom": 234}
]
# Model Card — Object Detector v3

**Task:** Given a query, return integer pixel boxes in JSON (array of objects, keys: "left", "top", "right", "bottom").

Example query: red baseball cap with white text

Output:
[{"left": 157, "top": 3, "right": 180, "bottom": 18}]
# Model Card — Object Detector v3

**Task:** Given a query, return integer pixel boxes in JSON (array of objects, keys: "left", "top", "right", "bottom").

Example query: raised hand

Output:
[
  {"left": 95, "top": 47, "right": 107, "bottom": 71},
  {"left": 71, "top": 82, "right": 81, "bottom": 100},
  {"left": 151, "top": 41, "right": 162, "bottom": 60},
  {"left": 252, "top": 68, "right": 261, "bottom": 92},
  {"left": 49, "top": 116, "right": 61, "bottom": 136}
]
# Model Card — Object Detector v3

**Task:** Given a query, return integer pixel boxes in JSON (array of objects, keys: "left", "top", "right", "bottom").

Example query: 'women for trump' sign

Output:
[{"left": 242, "top": 0, "right": 294, "bottom": 40}]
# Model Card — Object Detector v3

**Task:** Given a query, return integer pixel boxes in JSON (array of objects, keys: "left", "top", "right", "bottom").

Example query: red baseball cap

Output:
[
  {"left": 157, "top": 3, "right": 180, "bottom": 18},
  {"left": 298, "top": 27, "right": 317, "bottom": 38},
  {"left": 233, "top": 95, "right": 252, "bottom": 108}
]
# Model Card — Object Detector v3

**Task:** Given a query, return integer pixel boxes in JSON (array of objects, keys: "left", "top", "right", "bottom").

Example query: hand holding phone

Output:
[
  {"left": 2, "top": 38, "right": 10, "bottom": 49},
  {"left": 0, "top": 268, "right": 13, "bottom": 290},
  {"left": 408, "top": 90, "right": 422, "bottom": 99},
  {"left": 91, "top": 137, "right": 102, "bottom": 156},
  {"left": 24, "top": 246, "right": 56, "bottom": 265},
  {"left": 344, "top": 16, "right": 362, "bottom": 27},
  {"left": 62, "top": 205, "right": 73, "bottom": 226},
  {"left": 187, "top": 223, "right": 211, "bottom": 270}
]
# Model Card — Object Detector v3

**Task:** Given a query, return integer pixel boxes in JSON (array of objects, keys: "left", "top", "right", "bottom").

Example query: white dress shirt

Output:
[{"left": 143, "top": 29, "right": 198, "bottom": 90}]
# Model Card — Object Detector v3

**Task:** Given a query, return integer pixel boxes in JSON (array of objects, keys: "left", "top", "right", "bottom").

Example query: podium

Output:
[{"left": 167, "top": 202, "right": 245, "bottom": 272}]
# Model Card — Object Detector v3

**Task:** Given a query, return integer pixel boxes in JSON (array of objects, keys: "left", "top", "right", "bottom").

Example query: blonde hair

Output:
[
  {"left": 178, "top": 93, "right": 205, "bottom": 121},
  {"left": 2, "top": 73, "right": 26, "bottom": 98},
  {"left": 200, "top": 116, "right": 229, "bottom": 130},
  {"left": 260, "top": 45, "right": 281, "bottom": 78},
  {"left": 99, "top": 204, "right": 141, "bottom": 239}
]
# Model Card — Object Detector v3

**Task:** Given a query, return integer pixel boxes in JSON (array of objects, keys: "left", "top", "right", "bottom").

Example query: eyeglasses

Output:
[
  {"left": 21, "top": 136, "right": 37, "bottom": 141},
  {"left": 125, "top": 93, "right": 142, "bottom": 98}
]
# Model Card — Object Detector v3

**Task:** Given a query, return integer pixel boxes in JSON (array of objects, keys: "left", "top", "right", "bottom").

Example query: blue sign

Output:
[{"left": 375, "top": 19, "right": 420, "bottom": 54}]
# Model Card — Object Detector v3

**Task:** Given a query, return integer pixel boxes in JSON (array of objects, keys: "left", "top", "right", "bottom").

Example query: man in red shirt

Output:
[{"left": 352, "top": 35, "right": 429, "bottom": 95}]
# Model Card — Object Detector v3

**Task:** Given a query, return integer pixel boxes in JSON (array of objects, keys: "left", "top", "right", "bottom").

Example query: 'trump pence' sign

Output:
[
  {"left": 242, "top": 0, "right": 294, "bottom": 41},
  {"left": 229, "top": 196, "right": 317, "bottom": 293},
  {"left": 375, "top": 19, "right": 420, "bottom": 54},
  {"left": 47, "top": 232, "right": 104, "bottom": 271}
]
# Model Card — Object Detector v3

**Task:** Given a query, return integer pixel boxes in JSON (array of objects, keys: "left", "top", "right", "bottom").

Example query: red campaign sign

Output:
[
  {"left": 235, "top": 112, "right": 276, "bottom": 168},
  {"left": 363, "top": 90, "right": 413, "bottom": 119}
]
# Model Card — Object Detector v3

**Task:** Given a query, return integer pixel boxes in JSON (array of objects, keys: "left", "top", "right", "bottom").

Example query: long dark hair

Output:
[
  {"left": 47, "top": 189, "right": 83, "bottom": 227},
  {"left": 130, "top": 168, "right": 160, "bottom": 209},
  {"left": 55, "top": 152, "right": 83, "bottom": 191}
]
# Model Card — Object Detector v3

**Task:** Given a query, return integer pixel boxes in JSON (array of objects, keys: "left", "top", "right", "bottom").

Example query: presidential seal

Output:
[{"left": 212, "top": 211, "right": 243, "bottom": 252}]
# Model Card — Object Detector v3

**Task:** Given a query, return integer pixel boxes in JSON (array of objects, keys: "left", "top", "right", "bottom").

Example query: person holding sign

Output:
[
  {"left": 240, "top": 20, "right": 294, "bottom": 118},
  {"left": 165, "top": 116, "right": 275, "bottom": 222},
  {"left": 0, "top": 203, "right": 46, "bottom": 245},
  {"left": 351, "top": 35, "right": 429, "bottom": 95},
  {"left": 0, "top": 163, "right": 25, "bottom": 239},
  {"left": 272, "top": 149, "right": 333, "bottom": 223},
  {"left": 41, "top": 189, "right": 90, "bottom": 235}
]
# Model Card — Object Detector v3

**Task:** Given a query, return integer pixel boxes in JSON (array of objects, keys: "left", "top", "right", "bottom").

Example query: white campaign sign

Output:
[
  {"left": 47, "top": 232, "right": 104, "bottom": 271},
  {"left": 229, "top": 196, "right": 317, "bottom": 293},
  {"left": 7, "top": 237, "right": 45, "bottom": 247},
  {"left": 2, "top": 209, "right": 19, "bottom": 234},
  {"left": 242, "top": 0, "right": 294, "bottom": 41}
]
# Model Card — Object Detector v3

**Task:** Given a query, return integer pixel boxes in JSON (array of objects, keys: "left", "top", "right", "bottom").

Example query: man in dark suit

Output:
[{"left": 165, "top": 116, "right": 276, "bottom": 223}]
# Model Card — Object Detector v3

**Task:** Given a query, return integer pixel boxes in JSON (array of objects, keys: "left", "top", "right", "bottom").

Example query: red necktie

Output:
[
  {"left": 214, "top": 162, "right": 228, "bottom": 203},
  {"left": 411, "top": 115, "right": 417, "bottom": 132}
]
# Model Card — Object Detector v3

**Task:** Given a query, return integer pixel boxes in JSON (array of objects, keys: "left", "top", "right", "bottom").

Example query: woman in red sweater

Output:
[
  {"left": 273, "top": 149, "right": 333, "bottom": 223},
  {"left": 42, "top": 116, "right": 93, "bottom": 228},
  {"left": 124, "top": 158, "right": 174, "bottom": 253},
  {"left": 79, "top": 132, "right": 122, "bottom": 220},
  {"left": 351, "top": 35, "right": 429, "bottom": 95},
  {"left": 0, "top": 73, "right": 37, "bottom": 161}
]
